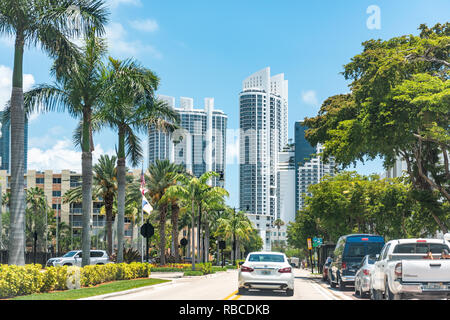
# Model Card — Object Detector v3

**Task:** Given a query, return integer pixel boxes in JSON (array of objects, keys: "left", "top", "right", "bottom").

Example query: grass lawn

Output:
[{"left": 10, "top": 278, "right": 170, "bottom": 300}]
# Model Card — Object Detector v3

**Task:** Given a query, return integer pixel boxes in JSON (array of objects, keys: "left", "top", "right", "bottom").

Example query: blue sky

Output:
[{"left": 0, "top": 0, "right": 449, "bottom": 207}]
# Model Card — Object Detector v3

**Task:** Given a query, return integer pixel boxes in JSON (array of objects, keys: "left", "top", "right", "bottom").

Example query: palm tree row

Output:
[{"left": 1, "top": 0, "right": 179, "bottom": 266}]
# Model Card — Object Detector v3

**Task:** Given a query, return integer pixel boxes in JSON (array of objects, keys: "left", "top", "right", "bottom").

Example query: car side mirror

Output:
[{"left": 238, "top": 261, "right": 244, "bottom": 266}]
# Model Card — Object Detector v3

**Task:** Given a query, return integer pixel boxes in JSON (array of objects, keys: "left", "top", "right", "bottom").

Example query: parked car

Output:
[
  {"left": 288, "top": 257, "right": 300, "bottom": 268},
  {"left": 329, "top": 234, "right": 384, "bottom": 290},
  {"left": 322, "top": 256, "right": 333, "bottom": 282},
  {"left": 238, "top": 252, "right": 295, "bottom": 296},
  {"left": 354, "top": 254, "right": 377, "bottom": 297},
  {"left": 370, "top": 238, "right": 450, "bottom": 300},
  {"left": 46, "top": 250, "right": 110, "bottom": 267}
]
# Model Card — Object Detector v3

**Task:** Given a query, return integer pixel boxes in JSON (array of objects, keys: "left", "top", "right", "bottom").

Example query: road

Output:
[{"left": 86, "top": 268, "right": 362, "bottom": 300}]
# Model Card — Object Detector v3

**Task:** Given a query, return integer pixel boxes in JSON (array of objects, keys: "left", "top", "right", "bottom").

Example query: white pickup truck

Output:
[{"left": 370, "top": 238, "right": 450, "bottom": 300}]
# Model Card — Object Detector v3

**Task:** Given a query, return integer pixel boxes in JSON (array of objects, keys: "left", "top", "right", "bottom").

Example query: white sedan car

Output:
[{"left": 238, "top": 252, "right": 295, "bottom": 296}]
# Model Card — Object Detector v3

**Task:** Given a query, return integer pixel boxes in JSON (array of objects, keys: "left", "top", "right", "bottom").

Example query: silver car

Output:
[
  {"left": 238, "top": 252, "right": 295, "bottom": 296},
  {"left": 46, "top": 250, "right": 111, "bottom": 267},
  {"left": 354, "top": 254, "right": 376, "bottom": 298}
]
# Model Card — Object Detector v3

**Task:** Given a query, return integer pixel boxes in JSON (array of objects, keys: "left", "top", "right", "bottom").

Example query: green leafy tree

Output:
[
  {"left": 304, "top": 23, "right": 450, "bottom": 232},
  {"left": 0, "top": 0, "right": 108, "bottom": 266}
]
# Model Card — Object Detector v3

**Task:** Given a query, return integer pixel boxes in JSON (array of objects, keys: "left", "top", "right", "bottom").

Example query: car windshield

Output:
[
  {"left": 248, "top": 254, "right": 285, "bottom": 262},
  {"left": 62, "top": 251, "right": 78, "bottom": 257}
]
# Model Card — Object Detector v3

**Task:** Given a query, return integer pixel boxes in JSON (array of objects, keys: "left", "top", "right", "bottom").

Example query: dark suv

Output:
[{"left": 329, "top": 234, "right": 384, "bottom": 290}]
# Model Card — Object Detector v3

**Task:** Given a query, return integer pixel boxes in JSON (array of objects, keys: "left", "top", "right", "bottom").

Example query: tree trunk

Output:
[
  {"left": 8, "top": 33, "right": 26, "bottom": 266},
  {"left": 171, "top": 204, "right": 180, "bottom": 262},
  {"left": 197, "top": 202, "right": 202, "bottom": 263},
  {"left": 159, "top": 204, "right": 167, "bottom": 266},
  {"left": 81, "top": 151, "right": 92, "bottom": 266},
  {"left": 105, "top": 200, "right": 114, "bottom": 257},
  {"left": 117, "top": 157, "right": 126, "bottom": 263},
  {"left": 191, "top": 200, "right": 195, "bottom": 270},
  {"left": 205, "top": 218, "right": 210, "bottom": 263}
]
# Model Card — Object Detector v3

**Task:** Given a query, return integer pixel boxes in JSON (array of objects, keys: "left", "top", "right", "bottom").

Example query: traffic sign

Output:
[
  {"left": 313, "top": 237, "right": 323, "bottom": 248},
  {"left": 307, "top": 238, "right": 312, "bottom": 250},
  {"left": 140, "top": 222, "right": 154, "bottom": 238}
]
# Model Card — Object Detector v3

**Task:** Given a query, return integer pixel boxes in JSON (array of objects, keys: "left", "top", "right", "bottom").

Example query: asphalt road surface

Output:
[{"left": 86, "top": 268, "right": 359, "bottom": 300}]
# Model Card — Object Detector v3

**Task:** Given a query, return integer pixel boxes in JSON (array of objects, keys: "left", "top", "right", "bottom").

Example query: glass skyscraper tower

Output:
[{"left": 0, "top": 111, "right": 28, "bottom": 173}]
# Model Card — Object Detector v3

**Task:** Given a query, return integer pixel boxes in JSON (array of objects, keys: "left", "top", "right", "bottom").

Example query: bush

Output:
[
  {"left": 196, "top": 263, "right": 212, "bottom": 274},
  {"left": 0, "top": 262, "right": 153, "bottom": 298},
  {"left": 225, "top": 265, "right": 237, "bottom": 270},
  {"left": 212, "top": 266, "right": 227, "bottom": 272}
]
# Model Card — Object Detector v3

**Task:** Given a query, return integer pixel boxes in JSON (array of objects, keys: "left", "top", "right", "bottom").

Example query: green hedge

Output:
[
  {"left": 211, "top": 266, "right": 227, "bottom": 272},
  {"left": 149, "top": 267, "right": 190, "bottom": 272},
  {"left": 0, "top": 262, "right": 152, "bottom": 299},
  {"left": 183, "top": 270, "right": 204, "bottom": 276}
]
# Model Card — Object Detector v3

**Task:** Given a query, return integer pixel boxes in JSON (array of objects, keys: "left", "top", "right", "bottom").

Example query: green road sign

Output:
[{"left": 312, "top": 237, "right": 323, "bottom": 247}]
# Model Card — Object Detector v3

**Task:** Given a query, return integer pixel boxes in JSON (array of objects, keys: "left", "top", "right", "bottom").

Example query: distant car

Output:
[
  {"left": 238, "top": 252, "right": 295, "bottom": 296},
  {"left": 46, "top": 250, "right": 110, "bottom": 267},
  {"left": 322, "top": 257, "right": 333, "bottom": 282},
  {"left": 329, "top": 234, "right": 385, "bottom": 290},
  {"left": 354, "top": 254, "right": 376, "bottom": 298}
]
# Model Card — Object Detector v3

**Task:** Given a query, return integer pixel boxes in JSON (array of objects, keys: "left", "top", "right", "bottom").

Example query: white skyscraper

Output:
[
  {"left": 239, "top": 67, "right": 288, "bottom": 251},
  {"left": 148, "top": 96, "right": 227, "bottom": 187}
]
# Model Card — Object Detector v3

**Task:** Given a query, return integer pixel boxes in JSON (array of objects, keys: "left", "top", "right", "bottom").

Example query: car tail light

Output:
[
  {"left": 416, "top": 239, "right": 427, "bottom": 243},
  {"left": 394, "top": 262, "right": 402, "bottom": 278},
  {"left": 361, "top": 238, "right": 369, "bottom": 241},
  {"left": 342, "top": 262, "right": 347, "bottom": 270},
  {"left": 241, "top": 266, "right": 254, "bottom": 272},
  {"left": 278, "top": 267, "right": 292, "bottom": 273},
  {"left": 363, "top": 269, "right": 370, "bottom": 276}
]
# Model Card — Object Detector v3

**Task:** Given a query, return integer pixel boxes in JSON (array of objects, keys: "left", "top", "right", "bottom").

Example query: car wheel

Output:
[
  {"left": 96, "top": 263, "right": 104, "bottom": 265},
  {"left": 384, "top": 280, "right": 401, "bottom": 300},
  {"left": 63, "top": 263, "right": 72, "bottom": 266},
  {"left": 286, "top": 289, "right": 294, "bottom": 296},
  {"left": 338, "top": 276, "right": 346, "bottom": 291},
  {"left": 238, "top": 287, "right": 247, "bottom": 295},
  {"left": 355, "top": 283, "right": 360, "bottom": 297}
]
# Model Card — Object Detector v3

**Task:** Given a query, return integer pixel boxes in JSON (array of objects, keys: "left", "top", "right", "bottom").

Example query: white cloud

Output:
[
  {"left": 129, "top": 19, "right": 159, "bottom": 33},
  {"left": 105, "top": 22, "right": 162, "bottom": 59},
  {"left": 28, "top": 139, "right": 115, "bottom": 172},
  {"left": 301, "top": 90, "right": 319, "bottom": 107},
  {"left": 0, "top": 65, "right": 35, "bottom": 111}
]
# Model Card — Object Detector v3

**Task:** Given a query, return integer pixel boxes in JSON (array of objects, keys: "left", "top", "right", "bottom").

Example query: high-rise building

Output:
[
  {"left": 0, "top": 111, "right": 28, "bottom": 173},
  {"left": 239, "top": 67, "right": 288, "bottom": 251},
  {"left": 294, "top": 120, "right": 316, "bottom": 212},
  {"left": 297, "top": 144, "right": 337, "bottom": 210},
  {"left": 148, "top": 96, "right": 227, "bottom": 187}
]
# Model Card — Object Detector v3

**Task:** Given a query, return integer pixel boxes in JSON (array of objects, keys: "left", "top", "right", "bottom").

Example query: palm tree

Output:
[
  {"left": 273, "top": 218, "right": 285, "bottom": 249},
  {"left": 96, "top": 58, "right": 178, "bottom": 263},
  {"left": 164, "top": 171, "right": 222, "bottom": 270},
  {"left": 93, "top": 155, "right": 117, "bottom": 256},
  {"left": 0, "top": 0, "right": 108, "bottom": 266},
  {"left": 215, "top": 208, "right": 252, "bottom": 265},
  {"left": 63, "top": 155, "right": 117, "bottom": 256},
  {"left": 25, "top": 187, "right": 51, "bottom": 253},
  {"left": 146, "top": 160, "right": 180, "bottom": 266},
  {"left": 23, "top": 32, "right": 109, "bottom": 266}
]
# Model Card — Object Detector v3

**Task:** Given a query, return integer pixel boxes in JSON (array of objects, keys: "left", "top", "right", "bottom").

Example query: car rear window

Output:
[
  {"left": 393, "top": 243, "right": 450, "bottom": 254},
  {"left": 344, "top": 242, "right": 384, "bottom": 258},
  {"left": 248, "top": 254, "right": 285, "bottom": 262},
  {"left": 90, "top": 251, "right": 104, "bottom": 257}
]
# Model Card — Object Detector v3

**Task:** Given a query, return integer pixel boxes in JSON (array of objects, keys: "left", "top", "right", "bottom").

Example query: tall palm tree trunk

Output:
[
  {"left": 197, "top": 202, "right": 202, "bottom": 263},
  {"left": 81, "top": 110, "right": 93, "bottom": 267},
  {"left": 81, "top": 151, "right": 93, "bottom": 266},
  {"left": 171, "top": 204, "right": 180, "bottom": 262},
  {"left": 205, "top": 218, "right": 210, "bottom": 263},
  {"left": 159, "top": 205, "right": 167, "bottom": 265},
  {"left": 117, "top": 157, "right": 126, "bottom": 263},
  {"left": 8, "top": 32, "right": 26, "bottom": 266},
  {"left": 191, "top": 200, "right": 195, "bottom": 271},
  {"left": 105, "top": 205, "right": 113, "bottom": 257}
]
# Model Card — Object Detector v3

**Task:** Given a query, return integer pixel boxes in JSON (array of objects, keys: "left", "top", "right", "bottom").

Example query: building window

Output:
[
  {"left": 52, "top": 190, "right": 61, "bottom": 197},
  {"left": 53, "top": 178, "right": 61, "bottom": 184},
  {"left": 36, "top": 177, "right": 44, "bottom": 184}
]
